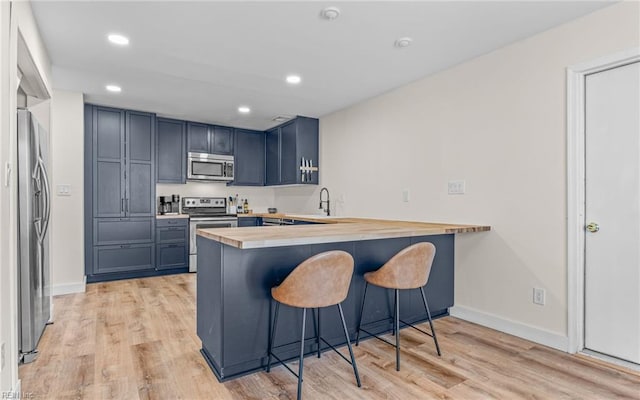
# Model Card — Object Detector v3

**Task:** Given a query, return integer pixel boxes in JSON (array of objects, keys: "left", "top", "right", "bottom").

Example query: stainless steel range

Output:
[{"left": 182, "top": 197, "right": 238, "bottom": 272}]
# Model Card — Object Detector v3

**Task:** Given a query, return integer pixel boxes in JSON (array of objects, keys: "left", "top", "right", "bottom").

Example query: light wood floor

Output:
[{"left": 20, "top": 274, "right": 640, "bottom": 399}]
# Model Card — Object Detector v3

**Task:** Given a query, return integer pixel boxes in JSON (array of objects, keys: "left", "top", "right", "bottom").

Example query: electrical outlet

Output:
[
  {"left": 1, "top": 342, "right": 5, "bottom": 370},
  {"left": 448, "top": 180, "right": 466, "bottom": 195},
  {"left": 533, "top": 288, "right": 546, "bottom": 305},
  {"left": 402, "top": 189, "right": 410, "bottom": 202}
]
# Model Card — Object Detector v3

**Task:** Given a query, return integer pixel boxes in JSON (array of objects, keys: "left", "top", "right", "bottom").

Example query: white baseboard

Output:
[
  {"left": 449, "top": 305, "right": 569, "bottom": 352},
  {"left": 52, "top": 277, "right": 86, "bottom": 296},
  {"left": 11, "top": 379, "right": 21, "bottom": 398}
]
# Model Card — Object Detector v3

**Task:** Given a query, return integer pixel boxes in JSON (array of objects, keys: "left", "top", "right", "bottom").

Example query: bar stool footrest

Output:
[
  {"left": 319, "top": 337, "right": 355, "bottom": 365},
  {"left": 358, "top": 327, "right": 398, "bottom": 349},
  {"left": 399, "top": 319, "right": 434, "bottom": 338},
  {"left": 268, "top": 352, "right": 303, "bottom": 380}
]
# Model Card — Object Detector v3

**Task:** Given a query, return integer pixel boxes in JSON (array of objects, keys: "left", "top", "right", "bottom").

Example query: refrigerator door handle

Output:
[{"left": 37, "top": 157, "right": 51, "bottom": 243}]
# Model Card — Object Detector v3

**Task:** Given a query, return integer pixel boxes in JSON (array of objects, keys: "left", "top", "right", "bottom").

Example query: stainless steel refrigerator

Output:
[{"left": 17, "top": 109, "right": 51, "bottom": 363}]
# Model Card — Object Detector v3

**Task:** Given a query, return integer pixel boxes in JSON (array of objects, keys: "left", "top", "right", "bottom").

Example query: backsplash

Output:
[{"left": 157, "top": 182, "right": 276, "bottom": 213}]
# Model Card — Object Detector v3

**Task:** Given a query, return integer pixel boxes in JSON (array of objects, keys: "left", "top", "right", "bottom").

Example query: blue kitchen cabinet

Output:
[
  {"left": 238, "top": 217, "right": 262, "bottom": 227},
  {"left": 264, "top": 116, "right": 319, "bottom": 186},
  {"left": 126, "top": 111, "right": 156, "bottom": 217},
  {"left": 212, "top": 126, "right": 234, "bottom": 155},
  {"left": 265, "top": 128, "right": 280, "bottom": 186},
  {"left": 232, "top": 129, "right": 265, "bottom": 186},
  {"left": 187, "top": 122, "right": 209, "bottom": 153},
  {"left": 156, "top": 218, "right": 189, "bottom": 270},
  {"left": 85, "top": 104, "right": 157, "bottom": 282},
  {"left": 92, "top": 106, "right": 126, "bottom": 218},
  {"left": 94, "top": 244, "right": 155, "bottom": 274},
  {"left": 156, "top": 118, "right": 186, "bottom": 183},
  {"left": 187, "top": 122, "right": 234, "bottom": 155}
]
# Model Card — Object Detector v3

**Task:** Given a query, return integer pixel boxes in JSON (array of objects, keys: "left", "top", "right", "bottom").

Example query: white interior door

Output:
[{"left": 584, "top": 61, "right": 640, "bottom": 364}]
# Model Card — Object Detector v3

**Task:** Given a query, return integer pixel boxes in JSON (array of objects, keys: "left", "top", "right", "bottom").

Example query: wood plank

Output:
[{"left": 19, "top": 274, "right": 640, "bottom": 400}]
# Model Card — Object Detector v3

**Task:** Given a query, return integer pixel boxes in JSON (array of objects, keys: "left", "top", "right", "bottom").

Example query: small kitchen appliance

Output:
[{"left": 158, "top": 194, "right": 180, "bottom": 215}]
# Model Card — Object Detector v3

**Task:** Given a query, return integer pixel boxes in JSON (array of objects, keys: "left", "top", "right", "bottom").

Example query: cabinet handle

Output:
[
  {"left": 126, "top": 198, "right": 129, "bottom": 213},
  {"left": 120, "top": 244, "right": 131, "bottom": 249},
  {"left": 168, "top": 227, "right": 180, "bottom": 231},
  {"left": 168, "top": 244, "right": 179, "bottom": 248},
  {"left": 168, "top": 220, "right": 178, "bottom": 224},
  {"left": 121, "top": 198, "right": 125, "bottom": 212}
]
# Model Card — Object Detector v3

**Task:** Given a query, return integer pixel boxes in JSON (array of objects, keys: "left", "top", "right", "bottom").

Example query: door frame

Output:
[{"left": 566, "top": 47, "right": 640, "bottom": 354}]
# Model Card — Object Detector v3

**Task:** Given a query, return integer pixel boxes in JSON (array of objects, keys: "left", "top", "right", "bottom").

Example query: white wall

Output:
[
  {"left": 0, "top": 1, "right": 52, "bottom": 394},
  {"left": 277, "top": 2, "right": 640, "bottom": 349},
  {"left": 50, "top": 90, "right": 85, "bottom": 295}
]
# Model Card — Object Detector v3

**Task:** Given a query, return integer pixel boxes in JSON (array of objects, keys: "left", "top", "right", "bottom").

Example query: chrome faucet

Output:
[{"left": 319, "top": 187, "right": 330, "bottom": 216}]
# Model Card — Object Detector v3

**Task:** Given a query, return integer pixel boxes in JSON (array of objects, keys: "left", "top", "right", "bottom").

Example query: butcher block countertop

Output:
[{"left": 198, "top": 214, "right": 490, "bottom": 249}]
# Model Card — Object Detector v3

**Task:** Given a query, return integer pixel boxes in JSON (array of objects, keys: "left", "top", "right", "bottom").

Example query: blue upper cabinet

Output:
[
  {"left": 93, "top": 106, "right": 126, "bottom": 218},
  {"left": 265, "top": 128, "right": 280, "bottom": 186},
  {"left": 233, "top": 129, "right": 265, "bottom": 186},
  {"left": 187, "top": 122, "right": 234, "bottom": 155},
  {"left": 265, "top": 116, "right": 319, "bottom": 186},
  {"left": 187, "top": 122, "right": 209, "bottom": 153},
  {"left": 90, "top": 105, "right": 156, "bottom": 218},
  {"left": 126, "top": 111, "right": 156, "bottom": 217},
  {"left": 156, "top": 118, "right": 186, "bottom": 184},
  {"left": 212, "top": 126, "right": 233, "bottom": 155}
]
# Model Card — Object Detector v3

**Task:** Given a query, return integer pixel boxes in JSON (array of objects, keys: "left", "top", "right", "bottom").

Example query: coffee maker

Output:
[{"left": 158, "top": 194, "right": 180, "bottom": 215}]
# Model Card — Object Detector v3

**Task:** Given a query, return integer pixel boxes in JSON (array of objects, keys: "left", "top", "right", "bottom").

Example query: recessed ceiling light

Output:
[
  {"left": 238, "top": 106, "right": 251, "bottom": 114},
  {"left": 394, "top": 37, "right": 413, "bottom": 49},
  {"left": 108, "top": 34, "right": 129, "bottom": 46},
  {"left": 105, "top": 85, "right": 121, "bottom": 93},
  {"left": 286, "top": 75, "right": 301, "bottom": 84},
  {"left": 320, "top": 6, "right": 340, "bottom": 20}
]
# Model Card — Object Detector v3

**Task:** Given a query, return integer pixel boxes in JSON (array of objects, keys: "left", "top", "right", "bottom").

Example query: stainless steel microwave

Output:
[{"left": 187, "top": 152, "right": 234, "bottom": 182}]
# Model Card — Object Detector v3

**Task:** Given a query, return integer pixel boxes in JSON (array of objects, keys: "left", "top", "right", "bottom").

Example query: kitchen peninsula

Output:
[{"left": 196, "top": 216, "right": 489, "bottom": 381}]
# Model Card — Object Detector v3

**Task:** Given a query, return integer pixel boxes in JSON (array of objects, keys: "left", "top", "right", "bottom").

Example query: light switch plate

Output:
[
  {"left": 448, "top": 180, "right": 466, "bottom": 195},
  {"left": 57, "top": 184, "right": 71, "bottom": 196},
  {"left": 4, "top": 163, "right": 11, "bottom": 187},
  {"left": 1, "top": 342, "right": 5, "bottom": 370}
]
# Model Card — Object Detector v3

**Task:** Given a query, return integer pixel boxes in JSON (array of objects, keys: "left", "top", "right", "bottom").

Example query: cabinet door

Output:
[
  {"left": 187, "top": 122, "right": 210, "bottom": 153},
  {"left": 126, "top": 111, "right": 155, "bottom": 217},
  {"left": 212, "top": 126, "right": 234, "bottom": 155},
  {"left": 157, "top": 118, "right": 186, "bottom": 183},
  {"left": 94, "top": 218, "right": 154, "bottom": 245},
  {"left": 295, "top": 117, "right": 319, "bottom": 185},
  {"left": 280, "top": 121, "right": 298, "bottom": 184},
  {"left": 234, "top": 129, "right": 265, "bottom": 186},
  {"left": 156, "top": 226, "right": 188, "bottom": 243},
  {"left": 156, "top": 243, "right": 188, "bottom": 270},
  {"left": 238, "top": 217, "right": 262, "bottom": 227},
  {"left": 94, "top": 243, "right": 155, "bottom": 274},
  {"left": 93, "top": 107, "right": 125, "bottom": 217},
  {"left": 265, "top": 129, "right": 280, "bottom": 185}
]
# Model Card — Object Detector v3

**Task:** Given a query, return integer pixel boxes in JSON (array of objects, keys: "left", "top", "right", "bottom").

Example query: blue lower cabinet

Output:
[
  {"left": 94, "top": 243, "right": 155, "bottom": 274},
  {"left": 156, "top": 243, "right": 188, "bottom": 270},
  {"left": 238, "top": 217, "right": 262, "bottom": 227},
  {"left": 155, "top": 218, "right": 189, "bottom": 270}
]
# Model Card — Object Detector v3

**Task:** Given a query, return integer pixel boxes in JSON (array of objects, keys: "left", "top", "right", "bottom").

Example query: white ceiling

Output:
[{"left": 31, "top": 1, "right": 614, "bottom": 130}]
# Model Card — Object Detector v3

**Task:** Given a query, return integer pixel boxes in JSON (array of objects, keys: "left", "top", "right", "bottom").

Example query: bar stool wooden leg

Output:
[
  {"left": 419, "top": 287, "right": 441, "bottom": 356},
  {"left": 395, "top": 289, "right": 400, "bottom": 371},
  {"left": 267, "top": 301, "right": 280, "bottom": 373},
  {"left": 355, "top": 282, "right": 369, "bottom": 346},
  {"left": 297, "top": 308, "right": 307, "bottom": 400},
  {"left": 337, "top": 303, "right": 362, "bottom": 387}
]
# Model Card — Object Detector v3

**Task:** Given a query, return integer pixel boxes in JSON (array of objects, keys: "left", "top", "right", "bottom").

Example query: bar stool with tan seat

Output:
[
  {"left": 266, "top": 250, "right": 361, "bottom": 400},
  {"left": 355, "top": 242, "right": 441, "bottom": 371}
]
